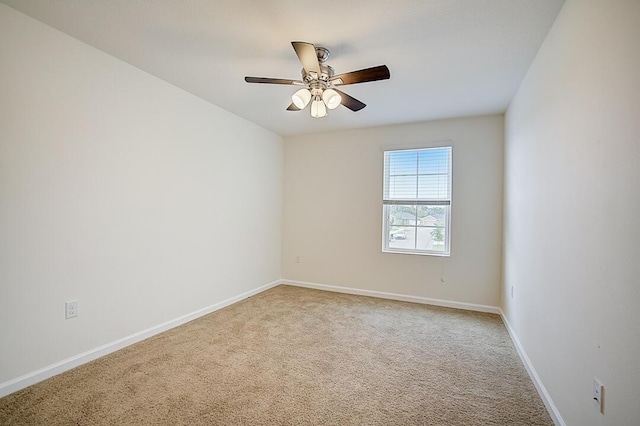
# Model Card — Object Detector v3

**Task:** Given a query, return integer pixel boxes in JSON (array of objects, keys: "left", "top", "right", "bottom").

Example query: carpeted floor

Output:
[{"left": 0, "top": 285, "right": 553, "bottom": 425}]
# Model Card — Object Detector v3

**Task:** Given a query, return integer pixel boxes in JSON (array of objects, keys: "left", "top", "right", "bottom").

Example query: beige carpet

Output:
[{"left": 0, "top": 285, "right": 552, "bottom": 425}]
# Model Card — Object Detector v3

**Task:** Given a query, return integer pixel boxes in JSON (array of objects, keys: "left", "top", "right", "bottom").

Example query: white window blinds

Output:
[{"left": 383, "top": 147, "right": 451, "bottom": 204}]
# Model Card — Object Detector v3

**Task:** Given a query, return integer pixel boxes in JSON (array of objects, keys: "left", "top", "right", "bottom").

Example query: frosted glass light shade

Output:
[
  {"left": 310, "top": 98, "right": 327, "bottom": 118},
  {"left": 322, "top": 88, "right": 342, "bottom": 110},
  {"left": 291, "top": 89, "right": 311, "bottom": 109}
]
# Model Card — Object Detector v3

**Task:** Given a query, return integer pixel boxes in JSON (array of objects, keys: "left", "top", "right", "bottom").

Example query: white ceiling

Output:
[{"left": 2, "top": 0, "right": 564, "bottom": 137}]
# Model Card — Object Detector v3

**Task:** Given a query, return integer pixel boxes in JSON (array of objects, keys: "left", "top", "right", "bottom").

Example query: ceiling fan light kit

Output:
[
  {"left": 292, "top": 88, "right": 311, "bottom": 109},
  {"left": 311, "top": 98, "right": 327, "bottom": 118},
  {"left": 322, "top": 89, "right": 341, "bottom": 110},
  {"left": 245, "top": 42, "right": 390, "bottom": 119}
]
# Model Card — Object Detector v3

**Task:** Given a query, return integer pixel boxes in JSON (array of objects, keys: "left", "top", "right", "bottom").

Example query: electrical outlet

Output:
[
  {"left": 295, "top": 255, "right": 300, "bottom": 264},
  {"left": 65, "top": 300, "right": 79, "bottom": 319},
  {"left": 593, "top": 378, "right": 604, "bottom": 414},
  {"left": 510, "top": 285, "right": 514, "bottom": 298}
]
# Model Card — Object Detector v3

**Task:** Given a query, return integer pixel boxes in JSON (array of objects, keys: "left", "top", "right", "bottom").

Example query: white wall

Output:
[
  {"left": 0, "top": 4, "right": 282, "bottom": 387},
  {"left": 503, "top": 0, "right": 640, "bottom": 425},
  {"left": 283, "top": 115, "right": 503, "bottom": 307}
]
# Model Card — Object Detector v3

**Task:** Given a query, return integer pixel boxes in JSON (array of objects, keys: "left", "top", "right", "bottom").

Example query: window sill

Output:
[{"left": 382, "top": 248, "right": 450, "bottom": 257}]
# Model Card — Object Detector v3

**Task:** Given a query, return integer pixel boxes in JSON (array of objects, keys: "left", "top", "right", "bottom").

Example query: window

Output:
[{"left": 382, "top": 146, "right": 452, "bottom": 256}]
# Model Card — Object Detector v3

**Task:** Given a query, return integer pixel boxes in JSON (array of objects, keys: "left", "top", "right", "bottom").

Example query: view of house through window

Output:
[{"left": 382, "top": 146, "right": 452, "bottom": 255}]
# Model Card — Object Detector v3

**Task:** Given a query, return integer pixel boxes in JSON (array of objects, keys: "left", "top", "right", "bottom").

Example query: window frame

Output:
[{"left": 381, "top": 145, "right": 452, "bottom": 257}]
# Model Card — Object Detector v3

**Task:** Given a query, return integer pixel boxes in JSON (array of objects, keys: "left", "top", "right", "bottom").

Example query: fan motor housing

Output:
[{"left": 302, "top": 64, "right": 335, "bottom": 84}]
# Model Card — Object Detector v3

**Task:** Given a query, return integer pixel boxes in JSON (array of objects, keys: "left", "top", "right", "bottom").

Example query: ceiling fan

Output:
[{"left": 244, "top": 41, "right": 390, "bottom": 118}]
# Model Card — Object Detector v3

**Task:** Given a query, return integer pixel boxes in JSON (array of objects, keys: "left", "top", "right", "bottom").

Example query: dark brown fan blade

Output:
[
  {"left": 330, "top": 65, "right": 390, "bottom": 86},
  {"left": 291, "top": 41, "right": 321, "bottom": 76},
  {"left": 334, "top": 89, "right": 366, "bottom": 111},
  {"left": 286, "top": 103, "right": 301, "bottom": 111},
  {"left": 245, "top": 76, "right": 304, "bottom": 85}
]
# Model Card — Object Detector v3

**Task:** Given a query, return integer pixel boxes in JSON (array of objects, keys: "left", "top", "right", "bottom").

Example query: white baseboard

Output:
[
  {"left": 499, "top": 309, "right": 565, "bottom": 426},
  {"left": 282, "top": 279, "right": 500, "bottom": 314},
  {"left": 0, "top": 279, "right": 280, "bottom": 398},
  {"left": 1, "top": 278, "right": 563, "bottom": 426}
]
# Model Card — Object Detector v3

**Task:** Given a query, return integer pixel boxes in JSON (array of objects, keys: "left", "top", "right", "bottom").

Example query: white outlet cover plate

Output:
[
  {"left": 65, "top": 300, "right": 79, "bottom": 319},
  {"left": 593, "top": 378, "right": 603, "bottom": 413}
]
